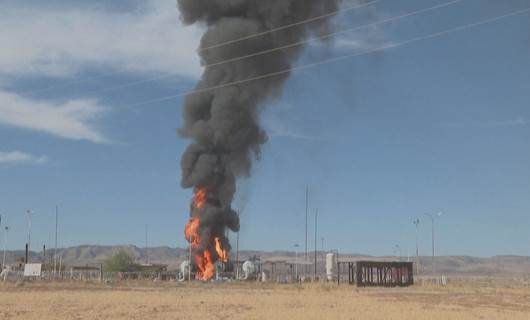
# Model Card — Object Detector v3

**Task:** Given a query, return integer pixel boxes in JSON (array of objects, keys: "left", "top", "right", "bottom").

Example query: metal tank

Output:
[
  {"left": 325, "top": 253, "right": 336, "bottom": 281},
  {"left": 242, "top": 260, "right": 257, "bottom": 280},
  {"left": 178, "top": 260, "right": 191, "bottom": 281}
]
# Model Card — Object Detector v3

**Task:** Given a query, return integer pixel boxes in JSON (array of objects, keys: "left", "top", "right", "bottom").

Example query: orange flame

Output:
[
  {"left": 185, "top": 217, "right": 200, "bottom": 249},
  {"left": 193, "top": 188, "right": 208, "bottom": 209},
  {"left": 215, "top": 237, "right": 229, "bottom": 263},
  {"left": 184, "top": 187, "right": 229, "bottom": 281},
  {"left": 195, "top": 250, "right": 215, "bottom": 281}
]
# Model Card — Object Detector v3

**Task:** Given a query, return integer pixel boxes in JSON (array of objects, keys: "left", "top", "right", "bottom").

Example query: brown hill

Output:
[{"left": 3, "top": 246, "right": 529, "bottom": 276}]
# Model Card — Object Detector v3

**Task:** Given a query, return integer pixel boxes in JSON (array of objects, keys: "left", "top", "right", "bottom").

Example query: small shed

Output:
[{"left": 355, "top": 261, "right": 413, "bottom": 287}]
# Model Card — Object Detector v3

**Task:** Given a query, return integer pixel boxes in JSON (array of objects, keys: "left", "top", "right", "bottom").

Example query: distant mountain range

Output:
[{"left": 3, "top": 245, "right": 530, "bottom": 276}]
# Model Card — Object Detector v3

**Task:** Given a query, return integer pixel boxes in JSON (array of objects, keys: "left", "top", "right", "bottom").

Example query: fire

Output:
[
  {"left": 184, "top": 187, "right": 229, "bottom": 281},
  {"left": 193, "top": 187, "right": 208, "bottom": 209},
  {"left": 185, "top": 217, "right": 200, "bottom": 248},
  {"left": 194, "top": 250, "right": 215, "bottom": 281},
  {"left": 215, "top": 237, "right": 229, "bottom": 263}
]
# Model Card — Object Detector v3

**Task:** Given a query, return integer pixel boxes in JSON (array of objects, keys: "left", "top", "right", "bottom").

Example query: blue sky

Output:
[{"left": 0, "top": 0, "right": 528, "bottom": 257}]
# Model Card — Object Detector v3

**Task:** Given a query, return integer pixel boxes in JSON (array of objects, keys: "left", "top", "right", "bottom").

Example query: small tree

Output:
[{"left": 104, "top": 250, "right": 140, "bottom": 272}]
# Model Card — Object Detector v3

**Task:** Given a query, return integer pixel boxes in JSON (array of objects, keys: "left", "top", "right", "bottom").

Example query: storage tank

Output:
[
  {"left": 181, "top": 261, "right": 190, "bottom": 275},
  {"left": 242, "top": 260, "right": 256, "bottom": 280},
  {"left": 178, "top": 260, "right": 191, "bottom": 281},
  {"left": 326, "top": 253, "right": 336, "bottom": 281}
]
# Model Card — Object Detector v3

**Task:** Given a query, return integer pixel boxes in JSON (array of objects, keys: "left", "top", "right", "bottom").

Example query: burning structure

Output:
[{"left": 177, "top": 0, "right": 340, "bottom": 280}]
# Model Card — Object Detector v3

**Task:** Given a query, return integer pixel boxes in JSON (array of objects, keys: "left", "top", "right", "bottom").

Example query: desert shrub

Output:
[{"left": 104, "top": 250, "right": 140, "bottom": 272}]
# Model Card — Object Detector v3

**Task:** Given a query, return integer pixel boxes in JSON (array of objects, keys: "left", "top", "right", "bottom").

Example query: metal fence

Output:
[
  {"left": 2, "top": 270, "right": 180, "bottom": 282},
  {"left": 416, "top": 275, "right": 530, "bottom": 288},
  {"left": 2, "top": 269, "right": 529, "bottom": 288}
]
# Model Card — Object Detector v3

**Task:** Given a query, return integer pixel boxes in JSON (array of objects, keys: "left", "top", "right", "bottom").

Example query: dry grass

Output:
[{"left": 1, "top": 281, "right": 529, "bottom": 319}]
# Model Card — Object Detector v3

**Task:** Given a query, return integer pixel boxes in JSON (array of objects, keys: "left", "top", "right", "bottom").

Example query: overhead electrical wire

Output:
[
  {"left": 198, "top": 0, "right": 380, "bottom": 52},
  {"left": 21, "top": 0, "right": 379, "bottom": 96},
  {"left": 62, "top": 0, "right": 468, "bottom": 96},
  {"left": 122, "top": 7, "right": 529, "bottom": 109}
]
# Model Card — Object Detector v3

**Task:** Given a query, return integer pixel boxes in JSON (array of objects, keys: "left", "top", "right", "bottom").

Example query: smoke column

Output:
[{"left": 178, "top": 0, "right": 340, "bottom": 279}]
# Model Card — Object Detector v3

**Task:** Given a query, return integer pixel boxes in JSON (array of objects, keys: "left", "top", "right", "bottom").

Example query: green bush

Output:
[{"left": 104, "top": 250, "right": 141, "bottom": 272}]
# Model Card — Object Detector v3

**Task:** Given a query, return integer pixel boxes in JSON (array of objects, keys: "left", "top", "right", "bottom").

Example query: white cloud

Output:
[
  {"left": 0, "top": 90, "right": 109, "bottom": 143},
  {"left": 0, "top": 151, "right": 48, "bottom": 165},
  {"left": 0, "top": 1, "right": 203, "bottom": 144},
  {"left": 0, "top": 0, "right": 202, "bottom": 79}
]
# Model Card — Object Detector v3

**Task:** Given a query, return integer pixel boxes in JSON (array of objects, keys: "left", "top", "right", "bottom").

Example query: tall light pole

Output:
[
  {"left": 0, "top": 214, "right": 2, "bottom": 250},
  {"left": 188, "top": 232, "right": 193, "bottom": 283},
  {"left": 2, "top": 226, "right": 8, "bottom": 268},
  {"left": 0, "top": 214, "right": 4, "bottom": 267},
  {"left": 314, "top": 209, "right": 318, "bottom": 279},
  {"left": 294, "top": 243, "right": 300, "bottom": 281},
  {"left": 235, "top": 210, "right": 240, "bottom": 280},
  {"left": 304, "top": 186, "right": 308, "bottom": 275},
  {"left": 413, "top": 218, "right": 420, "bottom": 275},
  {"left": 0, "top": 214, "right": 2, "bottom": 262},
  {"left": 54, "top": 206, "right": 58, "bottom": 275},
  {"left": 26, "top": 210, "right": 36, "bottom": 263},
  {"left": 145, "top": 224, "right": 149, "bottom": 264},
  {"left": 423, "top": 212, "right": 443, "bottom": 277},
  {"left": 393, "top": 244, "right": 402, "bottom": 261}
]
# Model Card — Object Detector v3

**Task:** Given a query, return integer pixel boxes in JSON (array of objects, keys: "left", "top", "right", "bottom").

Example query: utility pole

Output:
[
  {"left": 1, "top": 214, "right": 7, "bottom": 268},
  {"left": 423, "top": 212, "right": 443, "bottom": 278},
  {"left": 235, "top": 210, "right": 240, "bottom": 280},
  {"left": 393, "top": 244, "right": 401, "bottom": 261},
  {"left": 314, "top": 209, "right": 318, "bottom": 279},
  {"left": 305, "top": 186, "right": 308, "bottom": 275},
  {"left": 413, "top": 218, "right": 420, "bottom": 275},
  {"left": 0, "top": 214, "right": 2, "bottom": 267},
  {"left": 294, "top": 243, "right": 299, "bottom": 282},
  {"left": 188, "top": 233, "right": 193, "bottom": 283},
  {"left": 145, "top": 224, "right": 148, "bottom": 264},
  {"left": 54, "top": 206, "right": 58, "bottom": 275},
  {"left": 26, "top": 210, "right": 35, "bottom": 263},
  {"left": 2, "top": 226, "right": 8, "bottom": 268}
]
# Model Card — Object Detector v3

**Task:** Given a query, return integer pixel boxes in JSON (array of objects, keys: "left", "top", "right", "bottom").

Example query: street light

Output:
[
  {"left": 26, "top": 210, "right": 36, "bottom": 263},
  {"left": 0, "top": 214, "right": 3, "bottom": 267},
  {"left": 413, "top": 218, "right": 420, "bottom": 275},
  {"left": 393, "top": 244, "right": 402, "bottom": 261},
  {"left": 2, "top": 226, "right": 8, "bottom": 269},
  {"left": 294, "top": 243, "right": 300, "bottom": 281},
  {"left": 423, "top": 212, "right": 443, "bottom": 277}
]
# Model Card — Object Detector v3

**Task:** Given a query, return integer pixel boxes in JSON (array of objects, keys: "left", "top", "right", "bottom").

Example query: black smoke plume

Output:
[{"left": 178, "top": 0, "right": 340, "bottom": 267}]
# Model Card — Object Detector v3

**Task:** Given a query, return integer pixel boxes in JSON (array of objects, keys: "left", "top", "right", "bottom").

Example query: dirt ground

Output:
[{"left": 1, "top": 281, "right": 529, "bottom": 320}]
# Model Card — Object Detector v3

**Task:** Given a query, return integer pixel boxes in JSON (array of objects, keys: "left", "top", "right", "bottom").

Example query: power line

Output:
[
  {"left": 73, "top": 0, "right": 467, "bottom": 96},
  {"left": 124, "top": 7, "right": 529, "bottom": 109},
  {"left": 21, "top": 1, "right": 378, "bottom": 96},
  {"left": 199, "top": 0, "right": 379, "bottom": 52}
]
